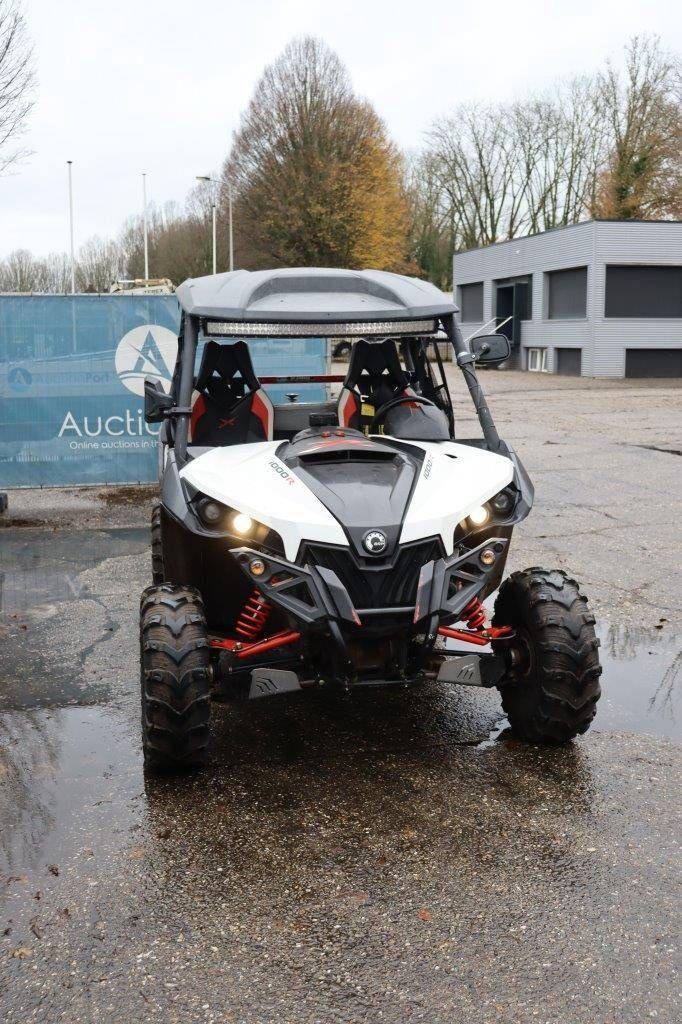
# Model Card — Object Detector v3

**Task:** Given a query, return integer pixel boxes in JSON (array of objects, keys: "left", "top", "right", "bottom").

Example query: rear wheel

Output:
[
  {"left": 493, "top": 568, "right": 601, "bottom": 743},
  {"left": 140, "top": 584, "right": 212, "bottom": 773},
  {"left": 151, "top": 503, "right": 164, "bottom": 584}
]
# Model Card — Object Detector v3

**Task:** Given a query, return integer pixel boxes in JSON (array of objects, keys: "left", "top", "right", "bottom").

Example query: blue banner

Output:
[{"left": 0, "top": 295, "right": 326, "bottom": 487}]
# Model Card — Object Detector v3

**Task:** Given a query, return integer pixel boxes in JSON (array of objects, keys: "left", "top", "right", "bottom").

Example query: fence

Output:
[{"left": 0, "top": 295, "right": 326, "bottom": 487}]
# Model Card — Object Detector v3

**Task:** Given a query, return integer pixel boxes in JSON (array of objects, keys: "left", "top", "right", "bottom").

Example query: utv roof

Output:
[{"left": 175, "top": 268, "right": 457, "bottom": 323}]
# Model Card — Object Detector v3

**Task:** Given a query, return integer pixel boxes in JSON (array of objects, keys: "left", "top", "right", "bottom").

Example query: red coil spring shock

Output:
[
  {"left": 235, "top": 589, "right": 272, "bottom": 640},
  {"left": 462, "top": 596, "right": 486, "bottom": 632}
]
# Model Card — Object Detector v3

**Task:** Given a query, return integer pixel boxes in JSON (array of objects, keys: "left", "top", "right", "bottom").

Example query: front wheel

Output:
[
  {"left": 493, "top": 568, "right": 601, "bottom": 743},
  {"left": 140, "top": 584, "right": 212, "bottom": 772},
  {"left": 151, "top": 503, "right": 164, "bottom": 584}
]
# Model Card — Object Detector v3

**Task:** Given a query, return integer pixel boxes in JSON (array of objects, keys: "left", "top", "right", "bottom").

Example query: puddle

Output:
[
  {"left": 0, "top": 527, "right": 148, "bottom": 613},
  {"left": 440, "top": 617, "right": 681, "bottom": 743},
  {"left": 597, "top": 623, "right": 681, "bottom": 741},
  {"left": 0, "top": 706, "right": 143, "bottom": 881}
]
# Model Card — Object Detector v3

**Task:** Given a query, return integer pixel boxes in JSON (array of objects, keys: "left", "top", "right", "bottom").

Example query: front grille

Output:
[{"left": 303, "top": 539, "right": 443, "bottom": 610}]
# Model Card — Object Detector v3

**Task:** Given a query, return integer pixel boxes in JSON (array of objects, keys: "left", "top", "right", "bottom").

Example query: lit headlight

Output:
[
  {"left": 468, "top": 505, "right": 490, "bottom": 527},
  {"left": 191, "top": 492, "right": 281, "bottom": 550},
  {"left": 231, "top": 512, "right": 254, "bottom": 535}
]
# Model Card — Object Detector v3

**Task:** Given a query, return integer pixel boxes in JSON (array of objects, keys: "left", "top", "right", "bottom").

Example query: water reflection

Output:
[
  {"left": 0, "top": 709, "right": 60, "bottom": 875},
  {"left": 597, "top": 622, "right": 680, "bottom": 739}
]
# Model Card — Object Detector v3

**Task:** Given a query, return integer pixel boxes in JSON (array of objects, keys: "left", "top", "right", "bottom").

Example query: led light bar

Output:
[{"left": 204, "top": 319, "right": 439, "bottom": 338}]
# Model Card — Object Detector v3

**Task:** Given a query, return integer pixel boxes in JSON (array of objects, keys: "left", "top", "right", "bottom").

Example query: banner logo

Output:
[{"left": 115, "top": 324, "right": 177, "bottom": 396}]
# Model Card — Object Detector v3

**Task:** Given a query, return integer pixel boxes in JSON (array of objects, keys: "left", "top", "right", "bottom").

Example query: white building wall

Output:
[{"left": 453, "top": 220, "right": 682, "bottom": 377}]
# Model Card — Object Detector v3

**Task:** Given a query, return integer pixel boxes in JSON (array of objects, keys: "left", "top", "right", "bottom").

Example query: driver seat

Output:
[
  {"left": 188, "top": 341, "right": 274, "bottom": 445},
  {"left": 337, "top": 339, "right": 416, "bottom": 431}
]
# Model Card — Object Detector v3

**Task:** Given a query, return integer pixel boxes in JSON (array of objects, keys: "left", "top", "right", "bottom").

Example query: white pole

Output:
[
  {"left": 142, "top": 172, "right": 149, "bottom": 283},
  {"left": 228, "top": 180, "right": 234, "bottom": 272},
  {"left": 67, "top": 161, "right": 75, "bottom": 294},
  {"left": 211, "top": 200, "right": 217, "bottom": 275}
]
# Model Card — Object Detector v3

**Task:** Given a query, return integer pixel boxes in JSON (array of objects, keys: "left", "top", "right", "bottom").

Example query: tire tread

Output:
[
  {"left": 493, "top": 568, "right": 602, "bottom": 744},
  {"left": 140, "top": 583, "right": 211, "bottom": 772}
]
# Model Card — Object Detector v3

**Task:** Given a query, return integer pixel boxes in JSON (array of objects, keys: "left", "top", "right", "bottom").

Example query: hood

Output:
[
  {"left": 280, "top": 431, "right": 421, "bottom": 559},
  {"left": 179, "top": 435, "right": 515, "bottom": 561}
]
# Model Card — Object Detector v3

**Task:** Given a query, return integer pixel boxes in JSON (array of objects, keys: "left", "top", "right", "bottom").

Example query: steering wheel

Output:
[{"left": 370, "top": 393, "right": 437, "bottom": 432}]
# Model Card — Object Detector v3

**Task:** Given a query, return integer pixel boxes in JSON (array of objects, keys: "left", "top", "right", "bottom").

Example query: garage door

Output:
[
  {"left": 625, "top": 349, "right": 682, "bottom": 378},
  {"left": 555, "top": 348, "right": 582, "bottom": 376}
]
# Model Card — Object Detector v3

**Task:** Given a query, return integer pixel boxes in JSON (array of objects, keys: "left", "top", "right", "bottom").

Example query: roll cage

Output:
[{"left": 160, "top": 269, "right": 504, "bottom": 465}]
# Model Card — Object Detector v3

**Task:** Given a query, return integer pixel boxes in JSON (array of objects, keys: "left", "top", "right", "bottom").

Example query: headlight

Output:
[
  {"left": 231, "top": 512, "right": 254, "bottom": 535},
  {"left": 197, "top": 497, "right": 225, "bottom": 527},
  {"left": 491, "top": 489, "right": 515, "bottom": 515},
  {"left": 468, "top": 505, "right": 490, "bottom": 527},
  {"left": 459, "top": 488, "right": 518, "bottom": 536},
  {"left": 192, "top": 493, "right": 279, "bottom": 549}
]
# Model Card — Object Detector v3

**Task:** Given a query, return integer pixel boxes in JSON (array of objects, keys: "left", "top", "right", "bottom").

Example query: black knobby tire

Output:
[
  {"left": 492, "top": 568, "right": 601, "bottom": 743},
  {"left": 151, "top": 503, "right": 164, "bottom": 584},
  {"left": 140, "top": 584, "right": 212, "bottom": 773}
]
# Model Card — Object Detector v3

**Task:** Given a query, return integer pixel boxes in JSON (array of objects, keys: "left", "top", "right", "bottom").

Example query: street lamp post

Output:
[
  {"left": 211, "top": 198, "right": 217, "bottom": 276},
  {"left": 196, "top": 175, "right": 218, "bottom": 275},
  {"left": 67, "top": 161, "right": 75, "bottom": 294},
  {"left": 197, "top": 175, "right": 234, "bottom": 274},
  {"left": 228, "top": 180, "right": 234, "bottom": 272},
  {"left": 142, "top": 172, "right": 149, "bottom": 283}
]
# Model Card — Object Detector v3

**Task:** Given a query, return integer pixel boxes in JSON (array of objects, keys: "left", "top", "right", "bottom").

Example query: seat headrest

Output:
[
  {"left": 196, "top": 340, "right": 260, "bottom": 393},
  {"left": 343, "top": 339, "right": 409, "bottom": 392}
]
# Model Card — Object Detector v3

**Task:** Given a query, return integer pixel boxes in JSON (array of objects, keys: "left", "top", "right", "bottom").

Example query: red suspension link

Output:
[
  {"left": 437, "top": 595, "right": 514, "bottom": 646},
  {"left": 235, "top": 588, "right": 272, "bottom": 640}
]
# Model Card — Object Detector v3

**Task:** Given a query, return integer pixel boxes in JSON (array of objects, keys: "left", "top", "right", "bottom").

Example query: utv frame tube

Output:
[
  {"left": 441, "top": 312, "right": 501, "bottom": 452},
  {"left": 175, "top": 313, "right": 198, "bottom": 466},
  {"left": 173, "top": 310, "right": 503, "bottom": 464}
]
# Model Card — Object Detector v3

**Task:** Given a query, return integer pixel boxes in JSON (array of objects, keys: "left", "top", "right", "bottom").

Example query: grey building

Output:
[{"left": 452, "top": 220, "right": 682, "bottom": 377}]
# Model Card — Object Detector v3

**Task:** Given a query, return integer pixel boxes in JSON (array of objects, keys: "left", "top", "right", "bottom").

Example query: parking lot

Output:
[{"left": 1, "top": 372, "right": 680, "bottom": 1023}]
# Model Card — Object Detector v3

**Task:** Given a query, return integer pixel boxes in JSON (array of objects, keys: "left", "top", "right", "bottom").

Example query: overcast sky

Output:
[{"left": 1, "top": 0, "right": 680, "bottom": 257}]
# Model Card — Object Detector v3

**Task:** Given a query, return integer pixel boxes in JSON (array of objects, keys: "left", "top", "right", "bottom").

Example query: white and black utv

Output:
[{"left": 141, "top": 269, "right": 601, "bottom": 772}]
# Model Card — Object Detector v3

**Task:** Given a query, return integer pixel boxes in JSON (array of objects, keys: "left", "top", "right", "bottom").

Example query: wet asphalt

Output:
[
  {"left": 0, "top": 527, "right": 679, "bottom": 1023},
  {"left": 1, "top": 376, "right": 681, "bottom": 1023}
]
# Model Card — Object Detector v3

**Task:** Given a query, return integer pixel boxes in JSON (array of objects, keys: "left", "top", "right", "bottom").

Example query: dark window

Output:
[
  {"left": 555, "top": 348, "right": 582, "bottom": 375},
  {"left": 625, "top": 349, "right": 682, "bottom": 378},
  {"left": 460, "top": 282, "right": 483, "bottom": 322},
  {"left": 605, "top": 265, "right": 682, "bottom": 318},
  {"left": 547, "top": 267, "right": 587, "bottom": 320}
]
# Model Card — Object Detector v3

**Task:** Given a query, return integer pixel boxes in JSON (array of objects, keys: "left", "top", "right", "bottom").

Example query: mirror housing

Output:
[
  {"left": 144, "top": 378, "right": 174, "bottom": 423},
  {"left": 470, "top": 333, "right": 511, "bottom": 366}
]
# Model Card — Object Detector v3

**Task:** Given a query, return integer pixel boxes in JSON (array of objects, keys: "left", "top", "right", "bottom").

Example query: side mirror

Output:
[
  {"left": 144, "top": 378, "right": 174, "bottom": 423},
  {"left": 470, "top": 333, "right": 511, "bottom": 366}
]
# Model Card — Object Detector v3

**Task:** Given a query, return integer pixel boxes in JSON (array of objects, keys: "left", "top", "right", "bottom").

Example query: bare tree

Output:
[
  {"left": 592, "top": 35, "right": 682, "bottom": 220},
  {"left": 0, "top": 0, "right": 35, "bottom": 172},
  {"left": 405, "top": 150, "right": 456, "bottom": 287},
  {"left": 75, "top": 236, "right": 123, "bottom": 292},
  {"left": 427, "top": 104, "right": 529, "bottom": 249},
  {"left": 0, "top": 248, "right": 76, "bottom": 292},
  {"left": 514, "top": 79, "right": 607, "bottom": 233},
  {"left": 0, "top": 247, "right": 34, "bottom": 289},
  {"left": 412, "top": 35, "right": 680, "bottom": 280},
  {"left": 41, "top": 251, "right": 71, "bottom": 293},
  {"left": 119, "top": 201, "right": 210, "bottom": 284}
]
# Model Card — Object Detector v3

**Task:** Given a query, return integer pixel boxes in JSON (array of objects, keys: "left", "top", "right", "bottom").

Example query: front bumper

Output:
[{"left": 231, "top": 536, "right": 509, "bottom": 635}]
